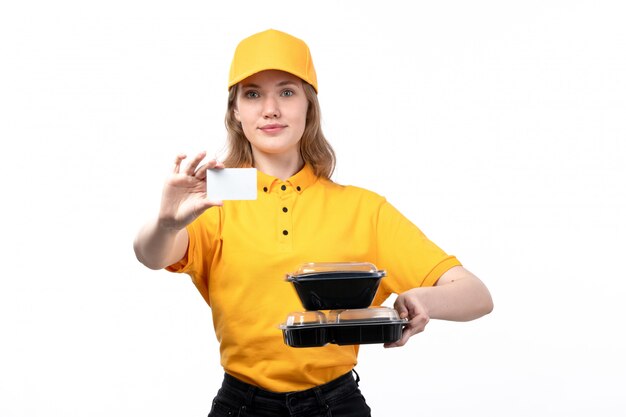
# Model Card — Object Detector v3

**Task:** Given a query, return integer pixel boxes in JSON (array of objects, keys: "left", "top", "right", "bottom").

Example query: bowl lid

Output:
[
  {"left": 281, "top": 311, "right": 327, "bottom": 328},
  {"left": 294, "top": 262, "right": 378, "bottom": 274},
  {"left": 286, "top": 262, "right": 385, "bottom": 281},
  {"left": 328, "top": 307, "right": 402, "bottom": 324}
]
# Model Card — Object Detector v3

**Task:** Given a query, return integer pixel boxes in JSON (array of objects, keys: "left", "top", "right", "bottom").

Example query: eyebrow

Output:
[{"left": 240, "top": 80, "right": 300, "bottom": 89}]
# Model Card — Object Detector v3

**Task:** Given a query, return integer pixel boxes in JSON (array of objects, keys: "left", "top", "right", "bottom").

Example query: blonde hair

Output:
[{"left": 222, "top": 82, "right": 336, "bottom": 179}]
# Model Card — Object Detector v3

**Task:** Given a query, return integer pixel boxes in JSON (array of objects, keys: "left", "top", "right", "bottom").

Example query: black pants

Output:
[{"left": 208, "top": 370, "right": 371, "bottom": 417}]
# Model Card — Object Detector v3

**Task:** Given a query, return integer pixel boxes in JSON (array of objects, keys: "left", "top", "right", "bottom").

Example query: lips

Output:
[{"left": 259, "top": 123, "right": 286, "bottom": 133}]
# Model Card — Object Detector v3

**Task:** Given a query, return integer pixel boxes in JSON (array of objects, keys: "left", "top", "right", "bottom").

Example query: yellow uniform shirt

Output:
[{"left": 167, "top": 164, "right": 460, "bottom": 392}]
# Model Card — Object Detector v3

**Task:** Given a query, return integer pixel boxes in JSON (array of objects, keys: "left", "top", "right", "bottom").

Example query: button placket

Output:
[{"left": 277, "top": 182, "right": 295, "bottom": 250}]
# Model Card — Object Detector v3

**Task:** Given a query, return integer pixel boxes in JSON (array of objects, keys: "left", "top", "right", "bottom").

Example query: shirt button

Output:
[
  {"left": 282, "top": 230, "right": 289, "bottom": 235},
  {"left": 296, "top": 186, "right": 301, "bottom": 191},
  {"left": 263, "top": 187, "right": 268, "bottom": 192},
  {"left": 281, "top": 185, "right": 287, "bottom": 191},
  {"left": 282, "top": 207, "right": 288, "bottom": 213}
]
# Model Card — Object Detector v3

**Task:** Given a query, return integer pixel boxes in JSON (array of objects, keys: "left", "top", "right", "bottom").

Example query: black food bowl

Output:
[
  {"left": 286, "top": 262, "right": 386, "bottom": 310},
  {"left": 280, "top": 307, "right": 406, "bottom": 348}
]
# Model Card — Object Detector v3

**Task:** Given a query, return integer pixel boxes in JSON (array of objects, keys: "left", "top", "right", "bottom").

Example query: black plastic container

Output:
[
  {"left": 282, "top": 326, "right": 328, "bottom": 348},
  {"left": 327, "top": 308, "right": 406, "bottom": 345},
  {"left": 286, "top": 262, "right": 386, "bottom": 310},
  {"left": 280, "top": 307, "right": 406, "bottom": 348},
  {"left": 279, "top": 311, "right": 328, "bottom": 348}
]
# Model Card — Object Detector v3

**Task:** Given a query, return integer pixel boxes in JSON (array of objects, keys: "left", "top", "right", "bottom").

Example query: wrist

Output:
[
  {"left": 403, "top": 287, "right": 432, "bottom": 317},
  {"left": 156, "top": 216, "right": 186, "bottom": 233}
]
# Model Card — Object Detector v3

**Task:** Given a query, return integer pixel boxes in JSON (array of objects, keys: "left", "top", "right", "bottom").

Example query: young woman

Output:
[{"left": 134, "top": 29, "right": 493, "bottom": 417}]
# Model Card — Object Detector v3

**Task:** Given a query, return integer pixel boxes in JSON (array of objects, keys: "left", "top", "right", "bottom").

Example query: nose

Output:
[{"left": 262, "top": 96, "right": 280, "bottom": 119}]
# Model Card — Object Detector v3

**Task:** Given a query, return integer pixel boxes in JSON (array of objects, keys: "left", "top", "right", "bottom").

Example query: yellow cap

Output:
[{"left": 228, "top": 29, "right": 318, "bottom": 92}]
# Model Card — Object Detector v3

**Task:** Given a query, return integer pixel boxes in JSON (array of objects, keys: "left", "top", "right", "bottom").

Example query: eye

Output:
[
  {"left": 244, "top": 90, "right": 259, "bottom": 99},
  {"left": 281, "top": 89, "right": 294, "bottom": 97}
]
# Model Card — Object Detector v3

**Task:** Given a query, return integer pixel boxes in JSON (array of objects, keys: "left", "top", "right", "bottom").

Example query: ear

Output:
[{"left": 233, "top": 108, "right": 241, "bottom": 122}]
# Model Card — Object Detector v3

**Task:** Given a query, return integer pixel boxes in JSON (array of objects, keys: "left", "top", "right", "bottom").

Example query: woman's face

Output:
[{"left": 234, "top": 70, "right": 308, "bottom": 161}]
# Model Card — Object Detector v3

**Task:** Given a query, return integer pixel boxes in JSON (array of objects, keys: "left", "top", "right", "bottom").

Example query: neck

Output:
[{"left": 253, "top": 151, "right": 304, "bottom": 180}]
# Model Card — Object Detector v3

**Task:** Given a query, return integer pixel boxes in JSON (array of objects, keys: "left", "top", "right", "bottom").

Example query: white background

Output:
[{"left": 1, "top": 1, "right": 625, "bottom": 416}]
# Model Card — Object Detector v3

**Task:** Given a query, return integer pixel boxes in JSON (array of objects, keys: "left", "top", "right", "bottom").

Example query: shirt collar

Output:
[{"left": 257, "top": 163, "right": 318, "bottom": 194}]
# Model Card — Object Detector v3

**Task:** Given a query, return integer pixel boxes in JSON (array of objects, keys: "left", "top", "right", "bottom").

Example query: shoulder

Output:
[{"left": 317, "top": 178, "right": 387, "bottom": 207}]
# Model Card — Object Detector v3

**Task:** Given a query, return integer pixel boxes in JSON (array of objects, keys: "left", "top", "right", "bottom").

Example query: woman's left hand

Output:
[{"left": 384, "top": 288, "right": 430, "bottom": 348}]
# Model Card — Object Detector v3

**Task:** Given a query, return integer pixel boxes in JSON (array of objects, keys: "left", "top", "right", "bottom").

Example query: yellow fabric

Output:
[
  {"left": 167, "top": 164, "right": 460, "bottom": 392},
  {"left": 228, "top": 29, "right": 318, "bottom": 92}
]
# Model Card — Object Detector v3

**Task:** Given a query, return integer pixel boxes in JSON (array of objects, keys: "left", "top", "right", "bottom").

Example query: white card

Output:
[{"left": 205, "top": 168, "right": 257, "bottom": 200}]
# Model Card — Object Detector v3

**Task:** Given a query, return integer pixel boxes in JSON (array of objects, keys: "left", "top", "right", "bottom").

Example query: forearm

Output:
[
  {"left": 408, "top": 268, "right": 493, "bottom": 321},
  {"left": 133, "top": 219, "right": 188, "bottom": 270},
  {"left": 411, "top": 281, "right": 492, "bottom": 321}
]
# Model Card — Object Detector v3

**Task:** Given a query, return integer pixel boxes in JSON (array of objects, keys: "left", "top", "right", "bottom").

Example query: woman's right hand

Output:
[{"left": 157, "top": 151, "right": 224, "bottom": 231}]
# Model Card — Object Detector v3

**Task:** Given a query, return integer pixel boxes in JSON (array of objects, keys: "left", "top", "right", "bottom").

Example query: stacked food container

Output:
[{"left": 280, "top": 262, "right": 407, "bottom": 347}]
